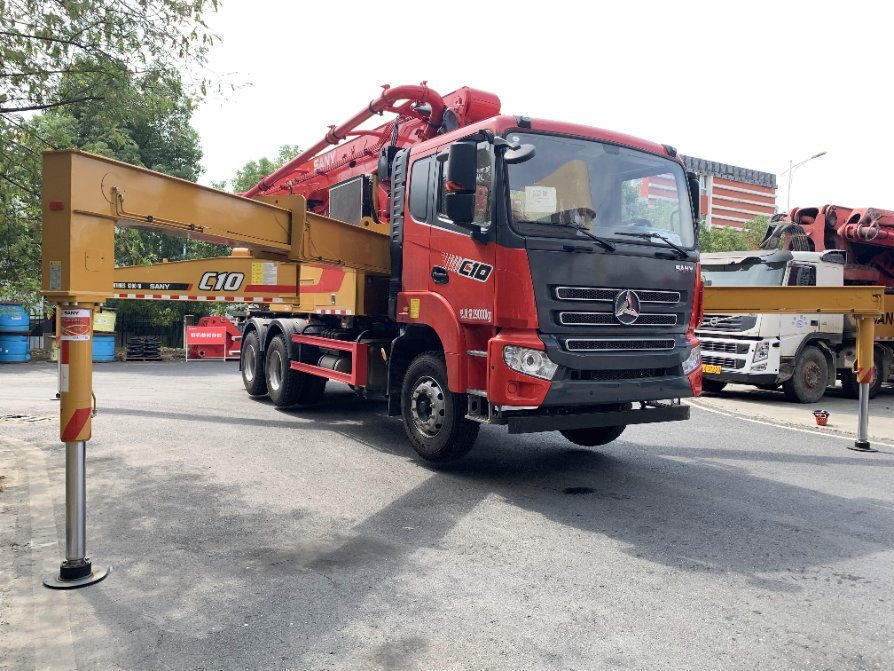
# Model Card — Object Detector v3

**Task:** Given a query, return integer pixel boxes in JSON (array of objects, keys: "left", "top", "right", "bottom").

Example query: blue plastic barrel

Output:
[
  {"left": 0, "top": 334, "right": 30, "bottom": 363},
  {"left": 0, "top": 303, "right": 28, "bottom": 333},
  {"left": 92, "top": 333, "right": 116, "bottom": 362}
]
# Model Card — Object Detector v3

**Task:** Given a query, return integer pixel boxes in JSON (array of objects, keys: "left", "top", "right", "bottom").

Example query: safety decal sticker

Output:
[{"left": 60, "top": 309, "right": 91, "bottom": 341}]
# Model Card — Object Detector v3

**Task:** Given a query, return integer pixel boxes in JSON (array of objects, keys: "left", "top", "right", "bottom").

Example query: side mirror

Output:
[
  {"left": 686, "top": 171, "right": 700, "bottom": 224},
  {"left": 445, "top": 192, "right": 476, "bottom": 225},
  {"left": 446, "top": 141, "right": 478, "bottom": 191}
]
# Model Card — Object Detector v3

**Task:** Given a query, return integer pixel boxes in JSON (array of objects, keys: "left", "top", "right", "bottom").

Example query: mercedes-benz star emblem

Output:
[{"left": 614, "top": 290, "right": 641, "bottom": 325}]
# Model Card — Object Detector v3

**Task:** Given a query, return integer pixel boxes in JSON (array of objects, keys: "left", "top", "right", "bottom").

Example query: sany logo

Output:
[{"left": 199, "top": 272, "right": 244, "bottom": 292}]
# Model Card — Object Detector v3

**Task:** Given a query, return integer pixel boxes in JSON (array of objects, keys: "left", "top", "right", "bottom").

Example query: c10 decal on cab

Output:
[{"left": 442, "top": 254, "right": 493, "bottom": 282}]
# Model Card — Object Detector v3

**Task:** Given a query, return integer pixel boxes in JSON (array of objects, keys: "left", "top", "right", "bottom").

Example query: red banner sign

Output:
[{"left": 185, "top": 326, "right": 228, "bottom": 345}]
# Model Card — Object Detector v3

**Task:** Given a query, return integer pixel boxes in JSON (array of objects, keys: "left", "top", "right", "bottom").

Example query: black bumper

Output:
[
  {"left": 505, "top": 404, "right": 690, "bottom": 434},
  {"left": 704, "top": 372, "right": 779, "bottom": 385}
]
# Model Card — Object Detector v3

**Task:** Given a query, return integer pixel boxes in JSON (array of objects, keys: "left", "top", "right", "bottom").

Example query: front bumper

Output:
[
  {"left": 697, "top": 335, "right": 783, "bottom": 381},
  {"left": 504, "top": 403, "right": 690, "bottom": 434}
]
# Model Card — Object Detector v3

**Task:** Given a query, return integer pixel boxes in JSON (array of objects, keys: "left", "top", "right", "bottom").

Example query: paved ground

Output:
[
  {"left": 1, "top": 361, "right": 892, "bottom": 670},
  {"left": 692, "top": 382, "right": 894, "bottom": 445}
]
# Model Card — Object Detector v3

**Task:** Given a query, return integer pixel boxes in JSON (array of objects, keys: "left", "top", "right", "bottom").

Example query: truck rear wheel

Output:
[
  {"left": 783, "top": 345, "right": 828, "bottom": 403},
  {"left": 265, "top": 334, "right": 301, "bottom": 407},
  {"left": 560, "top": 425, "right": 626, "bottom": 447},
  {"left": 401, "top": 352, "right": 479, "bottom": 463},
  {"left": 840, "top": 346, "right": 886, "bottom": 399},
  {"left": 241, "top": 330, "right": 268, "bottom": 397},
  {"left": 701, "top": 379, "right": 727, "bottom": 393}
]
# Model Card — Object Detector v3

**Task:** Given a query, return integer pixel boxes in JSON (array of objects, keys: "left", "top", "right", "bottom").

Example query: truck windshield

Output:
[
  {"left": 506, "top": 132, "right": 695, "bottom": 249},
  {"left": 702, "top": 261, "right": 788, "bottom": 287}
]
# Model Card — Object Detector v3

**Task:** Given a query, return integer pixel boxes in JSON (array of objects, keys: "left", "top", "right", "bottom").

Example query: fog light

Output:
[{"left": 503, "top": 346, "right": 558, "bottom": 380}]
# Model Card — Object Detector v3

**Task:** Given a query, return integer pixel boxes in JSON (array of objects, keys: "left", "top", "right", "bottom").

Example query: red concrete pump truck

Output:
[{"left": 234, "top": 84, "right": 704, "bottom": 462}]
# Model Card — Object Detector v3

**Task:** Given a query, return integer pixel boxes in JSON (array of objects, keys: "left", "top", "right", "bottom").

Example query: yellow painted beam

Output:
[
  {"left": 41, "top": 150, "right": 390, "bottom": 302},
  {"left": 703, "top": 286, "right": 885, "bottom": 316}
]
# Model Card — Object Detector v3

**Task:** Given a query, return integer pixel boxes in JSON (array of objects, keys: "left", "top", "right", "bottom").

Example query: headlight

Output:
[
  {"left": 753, "top": 341, "right": 770, "bottom": 363},
  {"left": 503, "top": 346, "right": 558, "bottom": 380},
  {"left": 682, "top": 346, "right": 701, "bottom": 375}
]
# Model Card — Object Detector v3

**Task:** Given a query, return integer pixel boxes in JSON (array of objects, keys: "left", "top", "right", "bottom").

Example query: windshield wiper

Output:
[
  {"left": 542, "top": 222, "right": 616, "bottom": 252},
  {"left": 615, "top": 231, "right": 688, "bottom": 258}
]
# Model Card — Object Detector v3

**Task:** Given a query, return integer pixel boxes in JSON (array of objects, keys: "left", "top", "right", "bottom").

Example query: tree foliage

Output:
[
  {"left": 699, "top": 216, "right": 770, "bottom": 253},
  {"left": 219, "top": 144, "right": 301, "bottom": 193},
  {"left": 0, "top": 0, "right": 218, "bottom": 114},
  {"left": 0, "top": 67, "right": 225, "bottom": 309}
]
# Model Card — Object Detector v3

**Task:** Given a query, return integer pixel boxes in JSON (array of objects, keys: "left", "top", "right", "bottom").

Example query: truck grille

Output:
[
  {"left": 699, "top": 315, "right": 742, "bottom": 330},
  {"left": 568, "top": 366, "right": 677, "bottom": 381},
  {"left": 559, "top": 312, "right": 677, "bottom": 327},
  {"left": 701, "top": 355, "right": 746, "bottom": 370},
  {"left": 701, "top": 340, "right": 750, "bottom": 354},
  {"left": 556, "top": 286, "right": 680, "bottom": 304},
  {"left": 565, "top": 338, "right": 675, "bottom": 352}
]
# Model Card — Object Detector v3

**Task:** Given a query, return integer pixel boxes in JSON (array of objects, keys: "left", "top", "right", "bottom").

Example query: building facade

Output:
[{"left": 681, "top": 156, "right": 777, "bottom": 228}]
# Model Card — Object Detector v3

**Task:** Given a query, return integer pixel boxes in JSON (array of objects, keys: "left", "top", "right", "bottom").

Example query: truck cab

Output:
[
  {"left": 697, "top": 250, "right": 845, "bottom": 402},
  {"left": 383, "top": 116, "right": 703, "bottom": 457}
]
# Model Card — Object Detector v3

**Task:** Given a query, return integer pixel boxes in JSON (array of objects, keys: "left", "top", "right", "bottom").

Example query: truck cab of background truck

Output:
[
  {"left": 246, "top": 113, "right": 704, "bottom": 462},
  {"left": 697, "top": 249, "right": 846, "bottom": 402}
]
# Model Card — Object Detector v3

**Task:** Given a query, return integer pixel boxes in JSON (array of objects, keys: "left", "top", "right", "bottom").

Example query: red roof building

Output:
[{"left": 681, "top": 156, "right": 777, "bottom": 228}]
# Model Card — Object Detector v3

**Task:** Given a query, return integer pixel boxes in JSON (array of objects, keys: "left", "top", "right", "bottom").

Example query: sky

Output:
[{"left": 192, "top": 0, "right": 892, "bottom": 210}]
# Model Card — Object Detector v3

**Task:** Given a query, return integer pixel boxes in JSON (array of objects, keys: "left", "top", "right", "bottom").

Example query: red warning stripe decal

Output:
[{"left": 61, "top": 407, "right": 92, "bottom": 441}]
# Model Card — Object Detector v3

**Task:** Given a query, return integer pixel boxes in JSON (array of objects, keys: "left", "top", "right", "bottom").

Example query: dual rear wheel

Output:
[{"left": 241, "top": 332, "right": 326, "bottom": 407}]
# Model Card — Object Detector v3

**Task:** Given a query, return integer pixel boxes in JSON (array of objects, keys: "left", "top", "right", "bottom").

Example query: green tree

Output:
[
  {"left": 0, "top": 0, "right": 218, "bottom": 115},
  {"left": 0, "top": 65, "right": 225, "bottom": 309},
  {"left": 221, "top": 144, "right": 301, "bottom": 193},
  {"left": 699, "top": 215, "right": 770, "bottom": 253}
]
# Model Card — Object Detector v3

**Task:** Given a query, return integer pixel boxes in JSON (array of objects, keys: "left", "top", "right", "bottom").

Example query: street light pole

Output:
[{"left": 782, "top": 152, "right": 827, "bottom": 211}]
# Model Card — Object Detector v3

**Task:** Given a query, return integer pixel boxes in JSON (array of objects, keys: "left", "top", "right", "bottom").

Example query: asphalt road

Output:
[{"left": 1, "top": 361, "right": 892, "bottom": 670}]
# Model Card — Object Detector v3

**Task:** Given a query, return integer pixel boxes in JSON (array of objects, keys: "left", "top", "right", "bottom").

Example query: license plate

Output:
[{"left": 702, "top": 364, "right": 722, "bottom": 375}]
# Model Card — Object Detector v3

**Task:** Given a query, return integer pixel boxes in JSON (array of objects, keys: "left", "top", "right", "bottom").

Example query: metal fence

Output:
[{"left": 26, "top": 314, "right": 184, "bottom": 350}]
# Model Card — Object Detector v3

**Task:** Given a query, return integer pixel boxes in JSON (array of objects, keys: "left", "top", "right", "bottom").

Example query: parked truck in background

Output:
[{"left": 697, "top": 205, "right": 894, "bottom": 402}]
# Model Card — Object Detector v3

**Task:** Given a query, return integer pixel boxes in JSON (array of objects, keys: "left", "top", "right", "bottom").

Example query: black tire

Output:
[
  {"left": 560, "top": 425, "right": 626, "bottom": 447},
  {"left": 701, "top": 378, "right": 727, "bottom": 393},
  {"left": 783, "top": 345, "right": 829, "bottom": 403},
  {"left": 265, "top": 334, "right": 301, "bottom": 407},
  {"left": 298, "top": 375, "right": 327, "bottom": 405},
  {"left": 401, "top": 351, "right": 479, "bottom": 463},
  {"left": 240, "top": 330, "right": 268, "bottom": 397},
  {"left": 840, "top": 346, "right": 886, "bottom": 399}
]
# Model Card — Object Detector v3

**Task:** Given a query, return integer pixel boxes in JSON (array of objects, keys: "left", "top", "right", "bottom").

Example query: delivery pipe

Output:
[{"left": 243, "top": 84, "right": 447, "bottom": 197}]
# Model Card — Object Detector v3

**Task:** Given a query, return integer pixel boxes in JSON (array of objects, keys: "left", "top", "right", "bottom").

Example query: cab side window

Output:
[
  {"left": 409, "top": 158, "right": 432, "bottom": 222},
  {"left": 788, "top": 264, "right": 816, "bottom": 286}
]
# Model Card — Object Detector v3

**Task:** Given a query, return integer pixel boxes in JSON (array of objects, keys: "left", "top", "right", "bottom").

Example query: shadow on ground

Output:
[{"left": 37, "top": 385, "right": 894, "bottom": 669}]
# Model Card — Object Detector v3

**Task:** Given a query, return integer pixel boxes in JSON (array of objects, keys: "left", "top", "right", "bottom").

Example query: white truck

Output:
[{"left": 697, "top": 249, "right": 893, "bottom": 402}]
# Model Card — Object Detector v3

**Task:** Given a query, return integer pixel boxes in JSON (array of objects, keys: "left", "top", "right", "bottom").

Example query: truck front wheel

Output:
[
  {"left": 241, "top": 330, "right": 268, "bottom": 397},
  {"left": 561, "top": 425, "right": 626, "bottom": 447},
  {"left": 401, "top": 352, "right": 479, "bottom": 463},
  {"left": 783, "top": 345, "right": 829, "bottom": 403},
  {"left": 701, "top": 379, "right": 727, "bottom": 393}
]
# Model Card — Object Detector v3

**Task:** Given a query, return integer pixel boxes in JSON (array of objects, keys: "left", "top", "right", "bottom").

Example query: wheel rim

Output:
[
  {"left": 243, "top": 344, "right": 256, "bottom": 382},
  {"left": 411, "top": 376, "right": 446, "bottom": 437},
  {"left": 267, "top": 349, "right": 283, "bottom": 391},
  {"left": 803, "top": 360, "right": 822, "bottom": 389}
]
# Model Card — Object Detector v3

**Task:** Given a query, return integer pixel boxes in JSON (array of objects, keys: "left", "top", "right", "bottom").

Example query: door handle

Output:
[{"left": 431, "top": 266, "right": 449, "bottom": 284}]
